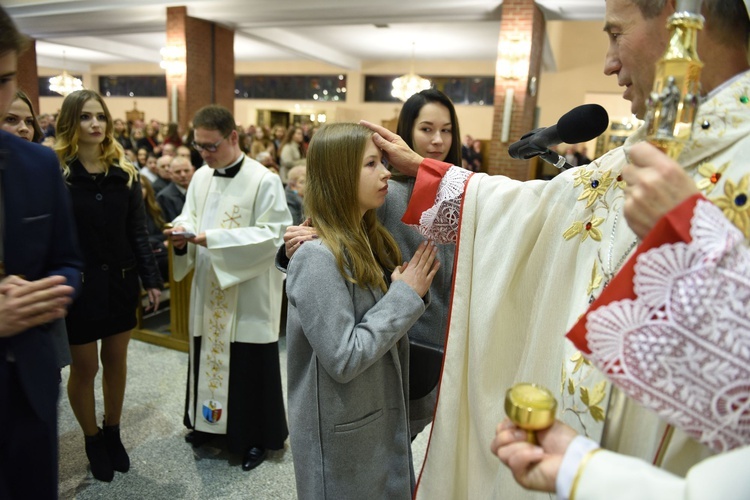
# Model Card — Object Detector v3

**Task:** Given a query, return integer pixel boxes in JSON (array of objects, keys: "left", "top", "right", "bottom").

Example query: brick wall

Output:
[
  {"left": 166, "top": 6, "right": 235, "bottom": 131},
  {"left": 213, "top": 25, "right": 234, "bottom": 112},
  {"left": 487, "top": 0, "right": 545, "bottom": 180},
  {"left": 17, "top": 39, "right": 39, "bottom": 113}
]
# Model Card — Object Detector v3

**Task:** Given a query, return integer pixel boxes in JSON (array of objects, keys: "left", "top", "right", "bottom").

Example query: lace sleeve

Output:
[
  {"left": 410, "top": 166, "right": 471, "bottom": 244},
  {"left": 585, "top": 200, "right": 750, "bottom": 452}
]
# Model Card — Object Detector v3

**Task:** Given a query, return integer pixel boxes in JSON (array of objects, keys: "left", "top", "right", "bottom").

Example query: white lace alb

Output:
[
  {"left": 414, "top": 166, "right": 471, "bottom": 244},
  {"left": 585, "top": 200, "right": 750, "bottom": 453}
]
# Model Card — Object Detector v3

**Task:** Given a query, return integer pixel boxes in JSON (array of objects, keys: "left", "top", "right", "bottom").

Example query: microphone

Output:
[{"left": 508, "top": 104, "right": 609, "bottom": 169}]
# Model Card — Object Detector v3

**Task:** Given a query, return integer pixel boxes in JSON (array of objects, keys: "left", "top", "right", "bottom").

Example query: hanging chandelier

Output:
[
  {"left": 49, "top": 52, "right": 83, "bottom": 96},
  {"left": 391, "top": 43, "right": 431, "bottom": 102}
]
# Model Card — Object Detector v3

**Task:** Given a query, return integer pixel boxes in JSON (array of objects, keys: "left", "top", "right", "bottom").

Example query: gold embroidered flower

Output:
[
  {"left": 696, "top": 161, "right": 730, "bottom": 195},
  {"left": 712, "top": 174, "right": 750, "bottom": 239},
  {"left": 563, "top": 216, "right": 605, "bottom": 242},
  {"left": 572, "top": 167, "right": 594, "bottom": 188},
  {"left": 577, "top": 170, "right": 615, "bottom": 208}
]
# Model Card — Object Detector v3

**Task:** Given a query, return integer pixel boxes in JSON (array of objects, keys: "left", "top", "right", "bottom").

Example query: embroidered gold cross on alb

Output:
[{"left": 222, "top": 206, "right": 242, "bottom": 228}]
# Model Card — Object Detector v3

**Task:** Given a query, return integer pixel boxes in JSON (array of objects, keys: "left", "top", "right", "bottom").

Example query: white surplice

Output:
[{"left": 172, "top": 156, "right": 291, "bottom": 434}]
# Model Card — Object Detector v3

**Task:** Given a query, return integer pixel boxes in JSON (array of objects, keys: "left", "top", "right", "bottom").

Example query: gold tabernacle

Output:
[{"left": 644, "top": 0, "right": 704, "bottom": 159}]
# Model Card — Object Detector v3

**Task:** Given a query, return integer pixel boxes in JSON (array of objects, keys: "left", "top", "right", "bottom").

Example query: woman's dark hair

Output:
[
  {"left": 396, "top": 88, "right": 462, "bottom": 167},
  {"left": 13, "top": 89, "right": 44, "bottom": 142}
]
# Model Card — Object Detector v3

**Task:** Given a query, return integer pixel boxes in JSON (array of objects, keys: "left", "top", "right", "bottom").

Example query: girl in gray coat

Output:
[
  {"left": 286, "top": 123, "right": 439, "bottom": 499},
  {"left": 283, "top": 89, "right": 462, "bottom": 439}
]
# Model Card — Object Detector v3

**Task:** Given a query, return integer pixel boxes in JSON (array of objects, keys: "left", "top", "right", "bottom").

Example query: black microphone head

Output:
[{"left": 557, "top": 104, "right": 609, "bottom": 144}]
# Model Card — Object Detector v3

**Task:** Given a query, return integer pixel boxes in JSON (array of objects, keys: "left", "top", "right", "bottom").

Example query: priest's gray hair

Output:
[
  {"left": 704, "top": 0, "right": 750, "bottom": 45},
  {"left": 626, "top": 0, "right": 668, "bottom": 19},
  {"left": 621, "top": 0, "right": 749, "bottom": 43}
]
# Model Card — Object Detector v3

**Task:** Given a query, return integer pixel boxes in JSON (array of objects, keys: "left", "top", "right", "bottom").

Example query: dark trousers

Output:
[{"left": 0, "top": 359, "right": 58, "bottom": 499}]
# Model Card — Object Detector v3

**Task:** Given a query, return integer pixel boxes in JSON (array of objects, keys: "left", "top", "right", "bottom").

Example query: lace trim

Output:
[
  {"left": 415, "top": 166, "right": 471, "bottom": 244},
  {"left": 586, "top": 200, "right": 750, "bottom": 453}
]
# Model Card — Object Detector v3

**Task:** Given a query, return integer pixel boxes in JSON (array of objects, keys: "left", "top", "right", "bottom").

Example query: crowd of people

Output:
[{"left": 1, "top": 0, "right": 750, "bottom": 499}]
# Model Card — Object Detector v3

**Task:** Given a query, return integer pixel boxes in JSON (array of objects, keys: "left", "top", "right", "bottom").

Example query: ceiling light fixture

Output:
[
  {"left": 48, "top": 51, "right": 84, "bottom": 97},
  {"left": 160, "top": 45, "right": 186, "bottom": 75},
  {"left": 391, "top": 42, "right": 431, "bottom": 102}
]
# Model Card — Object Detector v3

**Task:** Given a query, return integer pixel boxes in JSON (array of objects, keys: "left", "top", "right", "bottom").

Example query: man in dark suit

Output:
[
  {"left": 157, "top": 155, "right": 193, "bottom": 223},
  {"left": 0, "top": 7, "right": 83, "bottom": 498},
  {"left": 152, "top": 154, "right": 173, "bottom": 193}
]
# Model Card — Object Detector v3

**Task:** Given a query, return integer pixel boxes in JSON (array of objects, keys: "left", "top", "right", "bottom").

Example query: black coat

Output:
[{"left": 65, "top": 159, "right": 162, "bottom": 325}]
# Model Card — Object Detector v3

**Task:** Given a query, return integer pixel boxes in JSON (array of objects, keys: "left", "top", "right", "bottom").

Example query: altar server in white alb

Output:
[{"left": 167, "top": 105, "right": 291, "bottom": 472}]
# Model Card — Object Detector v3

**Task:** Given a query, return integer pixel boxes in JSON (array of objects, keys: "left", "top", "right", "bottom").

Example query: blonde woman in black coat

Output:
[{"left": 56, "top": 90, "right": 162, "bottom": 482}]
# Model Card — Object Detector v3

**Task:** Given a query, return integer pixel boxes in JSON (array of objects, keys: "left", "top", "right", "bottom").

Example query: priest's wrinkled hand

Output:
[
  {"left": 622, "top": 142, "right": 699, "bottom": 239},
  {"left": 284, "top": 218, "right": 318, "bottom": 259},
  {"left": 492, "top": 418, "right": 577, "bottom": 493},
  {"left": 360, "top": 120, "right": 424, "bottom": 177},
  {"left": 0, "top": 275, "right": 74, "bottom": 338},
  {"left": 391, "top": 240, "right": 439, "bottom": 298}
]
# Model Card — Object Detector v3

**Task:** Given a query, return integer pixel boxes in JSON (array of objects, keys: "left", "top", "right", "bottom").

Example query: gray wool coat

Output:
[
  {"left": 286, "top": 240, "right": 428, "bottom": 500},
  {"left": 377, "top": 176, "right": 456, "bottom": 435}
]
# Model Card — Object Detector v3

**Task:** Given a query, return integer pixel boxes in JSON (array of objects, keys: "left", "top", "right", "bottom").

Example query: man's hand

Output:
[
  {"left": 284, "top": 218, "right": 318, "bottom": 259},
  {"left": 391, "top": 240, "right": 440, "bottom": 297},
  {"left": 187, "top": 233, "right": 207, "bottom": 247},
  {"left": 359, "top": 120, "right": 424, "bottom": 177},
  {"left": 0, "top": 275, "right": 75, "bottom": 338},
  {"left": 164, "top": 225, "right": 189, "bottom": 250},
  {"left": 491, "top": 418, "right": 578, "bottom": 493},
  {"left": 164, "top": 226, "right": 206, "bottom": 248},
  {"left": 622, "top": 142, "right": 699, "bottom": 239}
]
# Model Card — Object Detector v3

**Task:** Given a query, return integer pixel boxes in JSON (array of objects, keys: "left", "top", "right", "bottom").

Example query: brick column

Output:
[
  {"left": 17, "top": 39, "right": 39, "bottom": 113},
  {"left": 488, "top": 0, "right": 545, "bottom": 180},
  {"left": 166, "top": 6, "right": 234, "bottom": 132}
]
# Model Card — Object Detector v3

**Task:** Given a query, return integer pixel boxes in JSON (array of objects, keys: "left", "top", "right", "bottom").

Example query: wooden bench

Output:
[{"left": 132, "top": 242, "right": 193, "bottom": 352}]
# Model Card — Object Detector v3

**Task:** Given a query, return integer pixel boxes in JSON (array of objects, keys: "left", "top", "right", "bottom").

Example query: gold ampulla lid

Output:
[{"left": 504, "top": 383, "right": 557, "bottom": 431}]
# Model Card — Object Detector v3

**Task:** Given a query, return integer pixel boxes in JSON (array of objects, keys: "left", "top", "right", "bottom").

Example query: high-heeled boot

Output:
[
  {"left": 84, "top": 429, "right": 114, "bottom": 482},
  {"left": 102, "top": 420, "right": 130, "bottom": 473}
]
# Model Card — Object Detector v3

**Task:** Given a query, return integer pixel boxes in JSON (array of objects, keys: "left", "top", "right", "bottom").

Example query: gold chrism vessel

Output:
[{"left": 504, "top": 383, "right": 557, "bottom": 444}]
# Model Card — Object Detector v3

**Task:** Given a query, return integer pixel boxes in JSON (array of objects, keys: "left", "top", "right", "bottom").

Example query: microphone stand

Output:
[
  {"left": 539, "top": 149, "right": 575, "bottom": 170},
  {"left": 510, "top": 137, "right": 575, "bottom": 171}
]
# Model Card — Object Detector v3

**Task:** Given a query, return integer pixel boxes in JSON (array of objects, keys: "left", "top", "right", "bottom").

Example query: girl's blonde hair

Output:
[
  {"left": 55, "top": 89, "right": 138, "bottom": 185},
  {"left": 305, "top": 123, "right": 401, "bottom": 292}
]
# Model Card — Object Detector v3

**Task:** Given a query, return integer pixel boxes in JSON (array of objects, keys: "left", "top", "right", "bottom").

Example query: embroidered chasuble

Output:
[
  {"left": 172, "top": 157, "right": 290, "bottom": 435},
  {"left": 568, "top": 195, "right": 750, "bottom": 454},
  {"left": 408, "top": 71, "right": 750, "bottom": 499}
]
